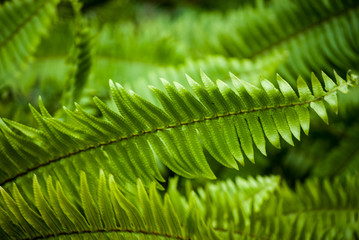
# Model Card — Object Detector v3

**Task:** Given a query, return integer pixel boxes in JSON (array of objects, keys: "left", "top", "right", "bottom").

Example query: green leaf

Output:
[
  {"left": 33, "top": 175, "right": 62, "bottom": 233},
  {"left": 97, "top": 170, "right": 116, "bottom": 229},
  {"left": 80, "top": 171, "right": 102, "bottom": 229},
  {"left": 56, "top": 181, "right": 90, "bottom": 231}
]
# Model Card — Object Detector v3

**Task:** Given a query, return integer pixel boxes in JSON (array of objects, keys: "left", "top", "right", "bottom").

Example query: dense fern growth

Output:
[{"left": 0, "top": 0, "right": 359, "bottom": 239}]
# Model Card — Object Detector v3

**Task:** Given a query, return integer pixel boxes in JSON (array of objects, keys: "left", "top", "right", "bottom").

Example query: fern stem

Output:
[
  {"left": 26, "top": 228, "right": 187, "bottom": 240},
  {"left": 26, "top": 225, "right": 275, "bottom": 240}
]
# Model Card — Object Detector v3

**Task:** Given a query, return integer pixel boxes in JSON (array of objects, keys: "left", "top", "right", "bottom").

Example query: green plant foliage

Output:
[
  {"left": 62, "top": 1, "right": 95, "bottom": 105},
  {"left": 0, "top": 0, "right": 60, "bottom": 84},
  {"left": 1, "top": 0, "right": 359, "bottom": 239},
  {"left": 1, "top": 172, "right": 358, "bottom": 239},
  {"left": 0, "top": 71, "right": 357, "bottom": 196},
  {"left": 174, "top": 0, "right": 359, "bottom": 82},
  {"left": 129, "top": 52, "right": 286, "bottom": 103},
  {"left": 283, "top": 110, "right": 359, "bottom": 179}
]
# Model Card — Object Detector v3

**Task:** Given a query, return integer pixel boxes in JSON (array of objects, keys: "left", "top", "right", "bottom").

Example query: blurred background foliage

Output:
[{"left": 0, "top": 0, "right": 358, "bottom": 188}]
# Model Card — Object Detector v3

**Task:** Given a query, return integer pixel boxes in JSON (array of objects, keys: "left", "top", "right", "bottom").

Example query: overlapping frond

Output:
[
  {"left": 0, "top": 0, "right": 60, "bottom": 84},
  {"left": 167, "top": 175, "right": 280, "bottom": 226},
  {"left": 0, "top": 71, "right": 357, "bottom": 194},
  {"left": 174, "top": 173, "right": 359, "bottom": 239},
  {"left": 1, "top": 172, "right": 357, "bottom": 240},
  {"left": 130, "top": 53, "right": 285, "bottom": 102}
]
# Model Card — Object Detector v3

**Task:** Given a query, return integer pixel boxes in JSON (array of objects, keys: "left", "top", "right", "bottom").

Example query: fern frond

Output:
[
  {"left": 215, "top": 0, "right": 358, "bottom": 56},
  {"left": 185, "top": 0, "right": 359, "bottom": 82},
  {"left": 62, "top": 1, "right": 95, "bottom": 105},
  {"left": 258, "top": 174, "right": 359, "bottom": 239},
  {"left": 0, "top": 171, "right": 213, "bottom": 240},
  {"left": 128, "top": 53, "right": 286, "bottom": 103},
  {"left": 0, "top": 71, "right": 357, "bottom": 192},
  {"left": 0, "top": 0, "right": 60, "bottom": 84},
  {"left": 1, "top": 172, "right": 357, "bottom": 239},
  {"left": 167, "top": 175, "right": 280, "bottom": 228},
  {"left": 174, "top": 173, "right": 359, "bottom": 239}
]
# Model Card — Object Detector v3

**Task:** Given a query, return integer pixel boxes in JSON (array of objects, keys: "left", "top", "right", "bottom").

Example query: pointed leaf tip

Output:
[
  {"left": 216, "top": 79, "right": 229, "bottom": 89},
  {"left": 186, "top": 75, "right": 199, "bottom": 86},
  {"left": 173, "top": 81, "right": 184, "bottom": 89},
  {"left": 160, "top": 78, "right": 170, "bottom": 85},
  {"left": 115, "top": 82, "right": 124, "bottom": 89},
  {"left": 334, "top": 71, "right": 348, "bottom": 93},
  {"left": 310, "top": 101, "right": 329, "bottom": 124},
  {"left": 322, "top": 71, "right": 336, "bottom": 91},
  {"left": 228, "top": 72, "right": 236, "bottom": 78},
  {"left": 200, "top": 71, "right": 213, "bottom": 85}
]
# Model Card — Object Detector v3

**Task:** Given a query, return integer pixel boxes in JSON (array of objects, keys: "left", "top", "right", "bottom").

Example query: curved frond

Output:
[
  {"left": 0, "top": 71, "right": 357, "bottom": 192},
  {"left": 0, "top": 0, "right": 60, "bottom": 84}
]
